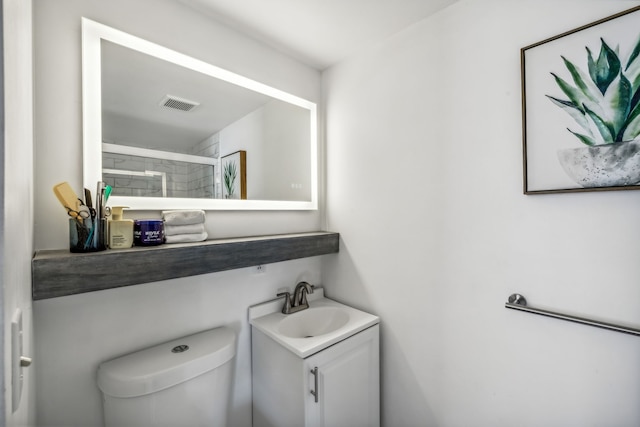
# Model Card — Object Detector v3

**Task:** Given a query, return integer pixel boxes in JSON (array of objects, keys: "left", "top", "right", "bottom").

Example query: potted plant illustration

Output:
[
  {"left": 223, "top": 160, "right": 237, "bottom": 199},
  {"left": 547, "top": 35, "right": 640, "bottom": 187}
]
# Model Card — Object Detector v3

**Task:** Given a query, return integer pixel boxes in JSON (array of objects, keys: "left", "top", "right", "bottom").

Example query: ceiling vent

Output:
[{"left": 159, "top": 95, "right": 200, "bottom": 112}]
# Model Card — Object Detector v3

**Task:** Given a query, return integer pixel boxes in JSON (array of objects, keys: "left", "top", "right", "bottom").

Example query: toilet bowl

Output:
[{"left": 97, "top": 326, "right": 236, "bottom": 427}]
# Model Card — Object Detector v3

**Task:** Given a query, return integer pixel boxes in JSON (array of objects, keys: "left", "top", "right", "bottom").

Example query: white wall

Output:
[
  {"left": 3, "top": 0, "right": 35, "bottom": 424},
  {"left": 262, "top": 101, "right": 311, "bottom": 201},
  {"left": 220, "top": 106, "right": 266, "bottom": 199},
  {"left": 221, "top": 100, "right": 311, "bottom": 201},
  {"left": 322, "top": 1, "right": 640, "bottom": 426},
  {"left": 33, "top": 0, "right": 324, "bottom": 426}
]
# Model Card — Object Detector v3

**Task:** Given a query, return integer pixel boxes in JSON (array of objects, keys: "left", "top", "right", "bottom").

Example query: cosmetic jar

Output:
[{"left": 134, "top": 220, "right": 165, "bottom": 246}]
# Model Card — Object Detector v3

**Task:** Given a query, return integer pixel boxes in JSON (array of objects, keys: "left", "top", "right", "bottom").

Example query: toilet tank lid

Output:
[{"left": 97, "top": 326, "right": 236, "bottom": 398}]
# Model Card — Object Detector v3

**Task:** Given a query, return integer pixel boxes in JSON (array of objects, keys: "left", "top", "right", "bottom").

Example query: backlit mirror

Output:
[{"left": 82, "top": 18, "right": 318, "bottom": 210}]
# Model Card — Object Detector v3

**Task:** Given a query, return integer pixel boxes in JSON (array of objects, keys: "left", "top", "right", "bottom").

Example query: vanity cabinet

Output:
[{"left": 251, "top": 324, "right": 380, "bottom": 427}]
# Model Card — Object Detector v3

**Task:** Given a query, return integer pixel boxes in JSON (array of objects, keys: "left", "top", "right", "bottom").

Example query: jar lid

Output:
[{"left": 134, "top": 219, "right": 163, "bottom": 225}]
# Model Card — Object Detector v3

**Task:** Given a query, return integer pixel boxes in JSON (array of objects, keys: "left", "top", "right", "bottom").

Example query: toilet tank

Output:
[{"left": 97, "top": 326, "right": 236, "bottom": 427}]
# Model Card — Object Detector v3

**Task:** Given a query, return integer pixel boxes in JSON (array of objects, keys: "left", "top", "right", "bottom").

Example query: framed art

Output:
[
  {"left": 522, "top": 6, "right": 640, "bottom": 194},
  {"left": 221, "top": 150, "right": 247, "bottom": 199}
]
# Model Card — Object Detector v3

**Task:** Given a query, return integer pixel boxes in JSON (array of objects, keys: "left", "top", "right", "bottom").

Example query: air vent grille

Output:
[{"left": 159, "top": 95, "right": 200, "bottom": 112}]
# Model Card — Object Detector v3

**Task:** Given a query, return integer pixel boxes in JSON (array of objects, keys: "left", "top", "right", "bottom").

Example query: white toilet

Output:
[{"left": 97, "top": 326, "right": 236, "bottom": 427}]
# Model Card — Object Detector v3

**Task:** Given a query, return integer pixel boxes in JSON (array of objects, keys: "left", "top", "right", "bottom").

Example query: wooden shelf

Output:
[{"left": 32, "top": 231, "right": 339, "bottom": 300}]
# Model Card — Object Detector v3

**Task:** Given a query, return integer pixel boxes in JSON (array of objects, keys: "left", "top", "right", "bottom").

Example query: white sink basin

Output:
[
  {"left": 277, "top": 306, "right": 350, "bottom": 338},
  {"left": 249, "top": 288, "right": 379, "bottom": 357}
]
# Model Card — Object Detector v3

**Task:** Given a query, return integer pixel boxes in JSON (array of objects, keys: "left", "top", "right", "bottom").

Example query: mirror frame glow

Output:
[{"left": 82, "top": 18, "right": 318, "bottom": 210}]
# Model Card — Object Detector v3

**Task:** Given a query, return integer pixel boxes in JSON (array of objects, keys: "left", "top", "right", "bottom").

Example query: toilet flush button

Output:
[{"left": 171, "top": 345, "right": 189, "bottom": 353}]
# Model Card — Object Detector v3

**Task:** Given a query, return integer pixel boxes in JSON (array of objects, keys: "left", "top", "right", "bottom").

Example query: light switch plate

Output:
[{"left": 11, "top": 308, "right": 23, "bottom": 412}]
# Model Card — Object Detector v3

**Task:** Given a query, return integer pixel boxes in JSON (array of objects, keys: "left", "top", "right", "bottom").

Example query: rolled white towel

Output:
[
  {"left": 162, "top": 210, "right": 205, "bottom": 226},
  {"left": 165, "top": 232, "right": 208, "bottom": 244},
  {"left": 164, "top": 223, "right": 206, "bottom": 236}
]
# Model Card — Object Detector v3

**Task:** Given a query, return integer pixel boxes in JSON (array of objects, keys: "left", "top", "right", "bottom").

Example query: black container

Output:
[{"left": 69, "top": 218, "right": 107, "bottom": 253}]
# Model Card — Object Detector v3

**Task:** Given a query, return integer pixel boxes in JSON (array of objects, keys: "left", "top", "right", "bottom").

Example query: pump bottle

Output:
[{"left": 108, "top": 206, "right": 134, "bottom": 249}]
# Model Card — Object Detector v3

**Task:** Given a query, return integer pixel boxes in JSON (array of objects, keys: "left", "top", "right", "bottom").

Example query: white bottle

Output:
[{"left": 108, "top": 206, "right": 134, "bottom": 249}]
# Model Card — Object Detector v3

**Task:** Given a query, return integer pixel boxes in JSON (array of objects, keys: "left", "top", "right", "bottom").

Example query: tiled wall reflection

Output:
[{"left": 102, "top": 135, "right": 220, "bottom": 199}]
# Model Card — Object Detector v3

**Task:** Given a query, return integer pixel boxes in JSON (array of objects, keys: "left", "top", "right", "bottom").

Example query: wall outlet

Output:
[{"left": 254, "top": 264, "right": 267, "bottom": 274}]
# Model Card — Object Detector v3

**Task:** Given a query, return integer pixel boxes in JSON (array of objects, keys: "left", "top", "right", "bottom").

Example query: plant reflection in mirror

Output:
[{"left": 224, "top": 161, "right": 238, "bottom": 198}]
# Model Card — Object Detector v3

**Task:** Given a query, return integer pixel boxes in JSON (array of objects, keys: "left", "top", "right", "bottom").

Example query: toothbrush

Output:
[
  {"left": 84, "top": 220, "right": 95, "bottom": 250},
  {"left": 94, "top": 182, "right": 105, "bottom": 249}
]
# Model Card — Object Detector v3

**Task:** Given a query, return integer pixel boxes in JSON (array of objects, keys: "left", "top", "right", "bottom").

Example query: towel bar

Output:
[{"left": 505, "top": 294, "right": 640, "bottom": 337}]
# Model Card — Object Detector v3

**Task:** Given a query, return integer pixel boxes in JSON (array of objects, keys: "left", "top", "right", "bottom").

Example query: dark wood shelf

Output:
[{"left": 32, "top": 231, "right": 339, "bottom": 300}]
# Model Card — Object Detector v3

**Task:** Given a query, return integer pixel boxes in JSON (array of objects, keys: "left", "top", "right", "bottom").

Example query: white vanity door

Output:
[{"left": 304, "top": 325, "right": 380, "bottom": 427}]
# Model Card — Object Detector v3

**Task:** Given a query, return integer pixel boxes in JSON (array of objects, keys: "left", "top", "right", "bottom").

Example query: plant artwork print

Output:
[
  {"left": 223, "top": 160, "right": 238, "bottom": 199},
  {"left": 221, "top": 150, "right": 247, "bottom": 199},
  {"left": 522, "top": 6, "right": 640, "bottom": 194},
  {"left": 547, "top": 38, "right": 640, "bottom": 146}
]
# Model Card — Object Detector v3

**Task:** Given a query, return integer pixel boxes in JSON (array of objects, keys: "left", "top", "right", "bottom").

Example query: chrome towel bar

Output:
[{"left": 505, "top": 294, "right": 640, "bottom": 337}]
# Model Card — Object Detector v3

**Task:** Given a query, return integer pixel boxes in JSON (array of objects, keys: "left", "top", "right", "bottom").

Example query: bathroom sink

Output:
[
  {"left": 277, "top": 306, "right": 350, "bottom": 338},
  {"left": 249, "top": 288, "right": 379, "bottom": 357}
]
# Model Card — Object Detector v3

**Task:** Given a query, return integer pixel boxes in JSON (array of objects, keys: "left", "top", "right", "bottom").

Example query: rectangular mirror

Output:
[{"left": 82, "top": 18, "right": 318, "bottom": 210}]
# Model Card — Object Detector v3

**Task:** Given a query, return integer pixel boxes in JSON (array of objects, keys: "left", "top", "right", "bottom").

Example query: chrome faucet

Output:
[{"left": 277, "top": 281, "right": 315, "bottom": 314}]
